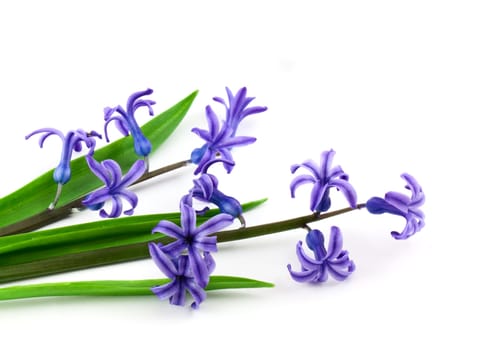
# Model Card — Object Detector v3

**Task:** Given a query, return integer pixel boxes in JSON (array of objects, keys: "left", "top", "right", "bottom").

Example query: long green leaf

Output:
[
  {"left": 0, "top": 90, "right": 198, "bottom": 228},
  {"left": 0, "top": 199, "right": 267, "bottom": 267},
  {"left": 0, "top": 276, "right": 274, "bottom": 301}
]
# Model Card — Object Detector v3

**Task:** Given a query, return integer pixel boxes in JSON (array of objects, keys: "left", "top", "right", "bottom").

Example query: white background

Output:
[{"left": 1, "top": 1, "right": 495, "bottom": 349}]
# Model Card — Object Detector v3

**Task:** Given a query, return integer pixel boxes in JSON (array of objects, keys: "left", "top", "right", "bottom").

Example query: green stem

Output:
[
  {"left": 0, "top": 276, "right": 274, "bottom": 301},
  {"left": 0, "top": 159, "right": 191, "bottom": 237},
  {"left": 0, "top": 204, "right": 364, "bottom": 284}
]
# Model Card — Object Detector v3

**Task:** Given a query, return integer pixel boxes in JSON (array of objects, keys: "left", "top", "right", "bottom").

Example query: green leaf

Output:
[
  {"left": 0, "top": 199, "right": 267, "bottom": 267},
  {"left": 0, "top": 276, "right": 274, "bottom": 301},
  {"left": 0, "top": 90, "right": 198, "bottom": 228}
]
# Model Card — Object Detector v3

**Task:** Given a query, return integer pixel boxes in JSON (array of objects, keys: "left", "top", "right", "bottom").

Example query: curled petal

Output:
[
  {"left": 120, "top": 189, "right": 138, "bottom": 215},
  {"left": 326, "top": 226, "right": 344, "bottom": 260},
  {"left": 191, "top": 127, "right": 212, "bottom": 142},
  {"left": 120, "top": 159, "right": 146, "bottom": 187},
  {"left": 295, "top": 241, "right": 320, "bottom": 269},
  {"left": 188, "top": 248, "right": 209, "bottom": 288},
  {"left": 151, "top": 280, "right": 180, "bottom": 301},
  {"left": 180, "top": 202, "right": 197, "bottom": 234},
  {"left": 320, "top": 149, "right": 336, "bottom": 179},
  {"left": 148, "top": 242, "right": 178, "bottom": 278},
  {"left": 126, "top": 88, "right": 154, "bottom": 116},
  {"left": 85, "top": 156, "right": 111, "bottom": 187},
  {"left": 101, "top": 196, "right": 123, "bottom": 218},
  {"left": 329, "top": 178, "right": 358, "bottom": 208},
  {"left": 287, "top": 264, "right": 319, "bottom": 283},
  {"left": 205, "top": 106, "right": 220, "bottom": 138},
  {"left": 101, "top": 159, "right": 122, "bottom": 187},
  {"left": 195, "top": 213, "right": 234, "bottom": 237},
  {"left": 153, "top": 220, "right": 184, "bottom": 239},
  {"left": 184, "top": 279, "right": 207, "bottom": 309}
]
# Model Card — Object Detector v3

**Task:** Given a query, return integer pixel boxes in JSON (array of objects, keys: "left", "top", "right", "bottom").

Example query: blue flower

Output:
[
  {"left": 287, "top": 227, "right": 355, "bottom": 283},
  {"left": 25, "top": 128, "right": 102, "bottom": 209},
  {"left": 366, "top": 173, "right": 425, "bottom": 240},
  {"left": 82, "top": 156, "right": 146, "bottom": 218},
  {"left": 212, "top": 87, "right": 267, "bottom": 136},
  {"left": 190, "top": 105, "right": 256, "bottom": 174},
  {"left": 103, "top": 88, "right": 155, "bottom": 162},
  {"left": 152, "top": 201, "right": 234, "bottom": 287},
  {"left": 182, "top": 173, "right": 244, "bottom": 224},
  {"left": 290, "top": 149, "right": 357, "bottom": 213},
  {"left": 149, "top": 242, "right": 215, "bottom": 309}
]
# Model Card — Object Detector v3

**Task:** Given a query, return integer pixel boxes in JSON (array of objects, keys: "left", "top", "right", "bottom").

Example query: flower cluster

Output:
[
  {"left": 287, "top": 149, "right": 425, "bottom": 284},
  {"left": 26, "top": 88, "right": 156, "bottom": 215},
  {"left": 148, "top": 87, "right": 266, "bottom": 307},
  {"left": 21, "top": 86, "right": 426, "bottom": 309},
  {"left": 190, "top": 87, "right": 267, "bottom": 174}
]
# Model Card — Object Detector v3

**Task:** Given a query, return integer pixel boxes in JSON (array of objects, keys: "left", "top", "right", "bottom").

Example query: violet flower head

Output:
[
  {"left": 183, "top": 173, "right": 244, "bottom": 225},
  {"left": 103, "top": 88, "right": 155, "bottom": 162},
  {"left": 190, "top": 105, "right": 256, "bottom": 174},
  {"left": 82, "top": 156, "right": 146, "bottom": 218},
  {"left": 290, "top": 149, "right": 357, "bottom": 213},
  {"left": 288, "top": 227, "right": 356, "bottom": 283},
  {"left": 152, "top": 201, "right": 234, "bottom": 287},
  {"left": 25, "top": 128, "right": 102, "bottom": 209},
  {"left": 366, "top": 173, "right": 425, "bottom": 240},
  {"left": 149, "top": 242, "right": 215, "bottom": 309},
  {"left": 213, "top": 87, "right": 267, "bottom": 136}
]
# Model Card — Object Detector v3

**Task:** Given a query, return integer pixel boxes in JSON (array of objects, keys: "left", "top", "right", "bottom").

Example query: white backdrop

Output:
[{"left": 1, "top": 1, "right": 495, "bottom": 349}]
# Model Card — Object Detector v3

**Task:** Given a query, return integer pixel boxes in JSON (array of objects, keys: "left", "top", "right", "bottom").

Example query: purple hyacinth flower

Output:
[
  {"left": 287, "top": 227, "right": 356, "bottom": 283},
  {"left": 182, "top": 173, "right": 244, "bottom": 225},
  {"left": 149, "top": 242, "right": 215, "bottom": 309},
  {"left": 212, "top": 87, "right": 267, "bottom": 136},
  {"left": 290, "top": 149, "right": 357, "bottom": 213},
  {"left": 152, "top": 201, "right": 234, "bottom": 287},
  {"left": 25, "top": 128, "right": 102, "bottom": 209},
  {"left": 82, "top": 156, "right": 146, "bottom": 218},
  {"left": 366, "top": 173, "right": 425, "bottom": 240},
  {"left": 190, "top": 105, "right": 257, "bottom": 174},
  {"left": 103, "top": 88, "right": 155, "bottom": 163}
]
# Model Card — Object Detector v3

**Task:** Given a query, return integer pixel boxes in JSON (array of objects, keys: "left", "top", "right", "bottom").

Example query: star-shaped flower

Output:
[
  {"left": 149, "top": 242, "right": 215, "bottom": 309},
  {"left": 152, "top": 201, "right": 234, "bottom": 287},
  {"left": 190, "top": 105, "right": 256, "bottom": 174},
  {"left": 290, "top": 149, "right": 357, "bottom": 213},
  {"left": 82, "top": 156, "right": 146, "bottom": 218},
  {"left": 288, "top": 227, "right": 355, "bottom": 283}
]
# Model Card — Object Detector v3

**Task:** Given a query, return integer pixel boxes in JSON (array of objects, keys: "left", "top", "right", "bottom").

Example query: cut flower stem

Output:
[
  {"left": 0, "top": 203, "right": 364, "bottom": 284},
  {"left": 0, "top": 159, "right": 191, "bottom": 237}
]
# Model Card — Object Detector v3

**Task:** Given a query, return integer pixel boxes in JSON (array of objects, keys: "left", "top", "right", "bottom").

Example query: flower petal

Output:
[
  {"left": 195, "top": 213, "right": 234, "bottom": 237},
  {"left": 287, "top": 264, "right": 319, "bottom": 283},
  {"left": 289, "top": 175, "right": 316, "bottom": 198},
  {"left": 180, "top": 202, "right": 197, "bottom": 234},
  {"left": 120, "top": 159, "right": 146, "bottom": 187},
  {"left": 153, "top": 220, "right": 184, "bottom": 239},
  {"left": 295, "top": 241, "right": 320, "bottom": 269},
  {"left": 148, "top": 242, "right": 178, "bottom": 277},
  {"left": 188, "top": 248, "right": 210, "bottom": 288},
  {"left": 151, "top": 280, "right": 180, "bottom": 300}
]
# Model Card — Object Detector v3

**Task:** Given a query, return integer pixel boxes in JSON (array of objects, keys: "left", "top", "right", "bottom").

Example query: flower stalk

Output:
[
  {"left": 0, "top": 204, "right": 364, "bottom": 284},
  {"left": 0, "top": 159, "right": 191, "bottom": 237}
]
